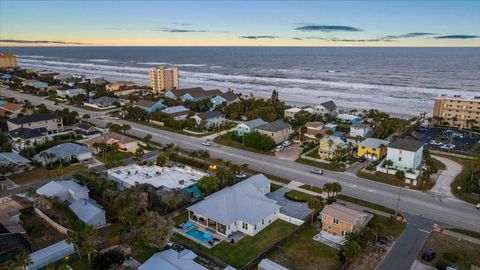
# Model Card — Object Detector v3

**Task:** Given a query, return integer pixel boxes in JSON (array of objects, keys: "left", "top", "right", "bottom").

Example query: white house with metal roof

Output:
[
  {"left": 139, "top": 249, "right": 207, "bottom": 270},
  {"left": 234, "top": 118, "right": 268, "bottom": 136},
  {"left": 33, "top": 142, "right": 92, "bottom": 165},
  {"left": 187, "top": 174, "right": 280, "bottom": 237}
]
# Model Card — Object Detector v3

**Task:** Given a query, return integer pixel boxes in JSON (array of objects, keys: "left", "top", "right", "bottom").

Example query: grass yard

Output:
[
  {"left": 419, "top": 232, "right": 480, "bottom": 269},
  {"left": 296, "top": 158, "right": 346, "bottom": 172},
  {"left": 337, "top": 194, "right": 397, "bottom": 216},
  {"left": 447, "top": 228, "right": 480, "bottom": 240},
  {"left": 368, "top": 215, "right": 406, "bottom": 238},
  {"left": 284, "top": 189, "right": 318, "bottom": 202},
  {"left": 299, "top": 184, "right": 323, "bottom": 194},
  {"left": 214, "top": 132, "right": 273, "bottom": 156},
  {"left": 10, "top": 163, "right": 87, "bottom": 185},
  {"left": 432, "top": 158, "right": 447, "bottom": 171},
  {"left": 268, "top": 225, "right": 341, "bottom": 270},
  {"left": 174, "top": 220, "right": 297, "bottom": 268},
  {"left": 357, "top": 170, "right": 434, "bottom": 191}
]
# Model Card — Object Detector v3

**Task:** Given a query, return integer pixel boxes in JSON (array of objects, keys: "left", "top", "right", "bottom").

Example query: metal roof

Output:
[
  {"left": 33, "top": 143, "right": 91, "bottom": 162},
  {"left": 0, "top": 152, "right": 31, "bottom": 165},
  {"left": 139, "top": 249, "right": 207, "bottom": 270}
]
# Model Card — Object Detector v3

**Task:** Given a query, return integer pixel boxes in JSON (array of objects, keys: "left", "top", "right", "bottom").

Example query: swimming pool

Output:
[{"left": 185, "top": 227, "right": 212, "bottom": 242}]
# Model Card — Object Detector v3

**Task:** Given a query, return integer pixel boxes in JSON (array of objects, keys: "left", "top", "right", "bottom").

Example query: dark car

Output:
[
  {"left": 370, "top": 160, "right": 380, "bottom": 167},
  {"left": 421, "top": 249, "right": 436, "bottom": 262},
  {"left": 357, "top": 156, "right": 367, "bottom": 163}
]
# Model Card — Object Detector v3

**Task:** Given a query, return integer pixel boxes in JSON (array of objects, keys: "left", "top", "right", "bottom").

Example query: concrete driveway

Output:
[
  {"left": 429, "top": 155, "right": 462, "bottom": 199},
  {"left": 275, "top": 144, "right": 300, "bottom": 161}
]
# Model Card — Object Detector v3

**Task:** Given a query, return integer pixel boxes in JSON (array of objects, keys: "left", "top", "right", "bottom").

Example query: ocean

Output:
[{"left": 2, "top": 46, "right": 479, "bottom": 116}]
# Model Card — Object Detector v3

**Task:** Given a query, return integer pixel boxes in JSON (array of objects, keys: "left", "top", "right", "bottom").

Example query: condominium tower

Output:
[
  {"left": 0, "top": 52, "right": 17, "bottom": 68},
  {"left": 432, "top": 95, "right": 480, "bottom": 129},
  {"left": 149, "top": 66, "right": 179, "bottom": 93}
]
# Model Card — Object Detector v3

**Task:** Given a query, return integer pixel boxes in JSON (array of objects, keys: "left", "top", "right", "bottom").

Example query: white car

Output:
[
  {"left": 275, "top": 145, "right": 284, "bottom": 152},
  {"left": 429, "top": 140, "right": 443, "bottom": 146},
  {"left": 202, "top": 141, "right": 212, "bottom": 146},
  {"left": 440, "top": 144, "right": 455, "bottom": 150},
  {"left": 282, "top": 140, "right": 292, "bottom": 147}
]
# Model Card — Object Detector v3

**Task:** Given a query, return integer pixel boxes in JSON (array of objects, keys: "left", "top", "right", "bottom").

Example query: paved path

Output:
[
  {"left": 429, "top": 155, "right": 462, "bottom": 198},
  {"left": 443, "top": 229, "right": 480, "bottom": 245},
  {"left": 3, "top": 87, "right": 480, "bottom": 233}
]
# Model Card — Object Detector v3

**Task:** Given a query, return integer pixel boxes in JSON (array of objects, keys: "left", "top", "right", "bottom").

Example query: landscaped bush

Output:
[
  {"left": 243, "top": 132, "right": 276, "bottom": 151},
  {"left": 284, "top": 190, "right": 310, "bottom": 202}
]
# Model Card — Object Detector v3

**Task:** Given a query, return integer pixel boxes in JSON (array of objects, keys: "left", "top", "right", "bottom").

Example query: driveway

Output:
[
  {"left": 275, "top": 144, "right": 300, "bottom": 161},
  {"left": 266, "top": 187, "right": 311, "bottom": 219},
  {"left": 429, "top": 155, "right": 462, "bottom": 199}
]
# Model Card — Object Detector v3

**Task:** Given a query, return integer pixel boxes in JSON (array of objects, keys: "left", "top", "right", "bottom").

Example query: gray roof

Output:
[
  {"left": 187, "top": 174, "right": 280, "bottom": 225},
  {"left": 244, "top": 118, "right": 268, "bottom": 129},
  {"left": 320, "top": 100, "right": 337, "bottom": 110},
  {"left": 359, "top": 138, "right": 389, "bottom": 149},
  {"left": 8, "top": 114, "right": 59, "bottom": 125},
  {"left": 351, "top": 123, "right": 371, "bottom": 129},
  {"left": 9, "top": 127, "right": 47, "bottom": 139},
  {"left": 258, "top": 259, "right": 289, "bottom": 270},
  {"left": 256, "top": 120, "right": 292, "bottom": 132},
  {"left": 33, "top": 143, "right": 91, "bottom": 162},
  {"left": 139, "top": 249, "right": 207, "bottom": 270},
  {"left": 197, "top": 111, "right": 224, "bottom": 120},
  {"left": 0, "top": 152, "right": 30, "bottom": 166},
  {"left": 91, "top": 96, "right": 119, "bottom": 106},
  {"left": 161, "top": 105, "right": 190, "bottom": 114},
  {"left": 388, "top": 138, "right": 424, "bottom": 152}
]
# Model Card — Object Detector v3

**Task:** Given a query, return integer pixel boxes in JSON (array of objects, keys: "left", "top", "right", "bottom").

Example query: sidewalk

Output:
[
  {"left": 271, "top": 179, "right": 327, "bottom": 198},
  {"left": 443, "top": 229, "right": 480, "bottom": 245}
]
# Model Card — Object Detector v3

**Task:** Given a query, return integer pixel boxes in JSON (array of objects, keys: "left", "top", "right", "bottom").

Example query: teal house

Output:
[
  {"left": 235, "top": 118, "right": 268, "bottom": 136},
  {"left": 135, "top": 99, "right": 165, "bottom": 114}
]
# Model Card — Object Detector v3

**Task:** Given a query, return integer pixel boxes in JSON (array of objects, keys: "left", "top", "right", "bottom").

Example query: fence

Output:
[
  {"left": 34, "top": 207, "right": 69, "bottom": 235},
  {"left": 278, "top": 213, "right": 304, "bottom": 226}
]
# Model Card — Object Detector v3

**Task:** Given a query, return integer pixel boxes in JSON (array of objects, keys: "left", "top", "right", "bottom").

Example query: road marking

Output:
[
  {"left": 417, "top": 228, "right": 430, "bottom": 233},
  {"left": 368, "top": 189, "right": 375, "bottom": 192},
  {"left": 352, "top": 185, "right": 357, "bottom": 188}
]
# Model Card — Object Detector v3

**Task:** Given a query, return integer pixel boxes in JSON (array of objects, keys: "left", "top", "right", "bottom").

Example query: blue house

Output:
[
  {"left": 235, "top": 118, "right": 268, "bottom": 136},
  {"left": 337, "top": 114, "right": 361, "bottom": 125},
  {"left": 1, "top": 74, "right": 12, "bottom": 80},
  {"left": 23, "top": 80, "right": 48, "bottom": 90},
  {"left": 135, "top": 99, "right": 165, "bottom": 114}
]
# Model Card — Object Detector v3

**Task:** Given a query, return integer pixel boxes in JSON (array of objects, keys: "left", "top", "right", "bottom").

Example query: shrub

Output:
[
  {"left": 243, "top": 132, "right": 276, "bottom": 151},
  {"left": 284, "top": 190, "right": 309, "bottom": 202}
]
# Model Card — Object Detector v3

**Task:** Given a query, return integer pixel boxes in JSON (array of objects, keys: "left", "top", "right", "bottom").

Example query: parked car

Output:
[
  {"left": 282, "top": 140, "right": 292, "bottom": 147},
  {"left": 429, "top": 140, "right": 443, "bottom": 146},
  {"left": 202, "top": 141, "right": 212, "bottom": 146},
  {"left": 476, "top": 203, "right": 480, "bottom": 210},
  {"left": 236, "top": 173, "right": 247, "bottom": 179},
  {"left": 310, "top": 168, "right": 323, "bottom": 175},
  {"left": 421, "top": 249, "right": 436, "bottom": 262},
  {"left": 370, "top": 160, "right": 380, "bottom": 167},
  {"left": 357, "top": 156, "right": 367, "bottom": 163},
  {"left": 275, "top": 145, "right": 284, "bottom": 152},
  {"left": 440, "top": 143, "right": 455, "bottom": 150}
]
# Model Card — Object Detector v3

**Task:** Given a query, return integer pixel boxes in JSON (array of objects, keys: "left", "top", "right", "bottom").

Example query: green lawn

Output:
[
  {"left": 284, "top": 190, "right": 318, "bottom": 202},
  {"left": 96, "top": 151, "right": 133, "bottom": 167},
  {"left": 268, "top": 225, "right": 341, "bottom": 270},
  {"left": 299, "top": 184, "right": 323, "bottom": 194},
  {"left": 10, "top": 164, "right": 87, "bottom": 185},
  {"left": 357, "top": 170, "right": 434, "bottom": 191},
  {"left": 296, "top": 158, "right": 346, "bottom": 172},
  {"left": 368, "top": 215, "right": 406, "bottom": 238},
  {"left": 214, "top": 132, "right": 274, "bottom": 156},
  {"left": 337, "top": 194, "right": 397, "bottom": 216},
  {"left": 174, "top": 220, "right": 297, "bottom": 268},
  {"left": 447, "top": 228, "right": 480, "bottom": 240}
]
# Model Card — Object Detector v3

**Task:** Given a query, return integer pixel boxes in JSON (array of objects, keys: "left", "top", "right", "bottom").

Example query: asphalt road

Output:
[{"left": 2, "top": 87, "right": 480, "bottom": 232}]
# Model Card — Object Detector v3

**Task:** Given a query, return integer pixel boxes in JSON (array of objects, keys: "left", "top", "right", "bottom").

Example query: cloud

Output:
[
  {"left": 434, "top": 35, "right": 479, "bottom": 39},
  {"left": 0, "top": 39, "right": 86, "bottom": 45},
  {"left": 292, "top": 32, "right": 437, "bottom": 42},
  {"left": 152, "top": 27, "right": 208, "bottom": 33},
  {"left": 383, "top": 32, "right": 436, "bottom": 40},
  {"left": 240, "top": 35, "right": 279, "bottom": 40},
  {"left": 295, "top": 24, "right": 362, "bottom": 32}
]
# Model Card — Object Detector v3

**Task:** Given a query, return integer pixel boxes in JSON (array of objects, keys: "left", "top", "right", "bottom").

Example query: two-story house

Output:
[
  {"left": 7, "top": 114, "right": 63, "bottom": 134},
  {"left": 192, "top": 111, "right": 226, "bottom": 129},
  {"left": 256, "top": 120, "right": 293, "bottom": 144},
  {"left": 314, "top": 101, "right": 337, "bottom": 115},
  {"left": 319, "top": 203, "right": 369, "bottom": 243},
  {"left": 357, "top": 138, "right": 389, "bottom": 161},
  {"left": 384, "top": 138, "right": 424, "bottom": 172},
  {"left": 135, "top": 99, "right": 165, "bottom": 114}
]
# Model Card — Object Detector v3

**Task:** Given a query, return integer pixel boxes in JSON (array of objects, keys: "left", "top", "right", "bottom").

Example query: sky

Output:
[{"left": 1, "top": 0, "right": 479, "bottom": 47}]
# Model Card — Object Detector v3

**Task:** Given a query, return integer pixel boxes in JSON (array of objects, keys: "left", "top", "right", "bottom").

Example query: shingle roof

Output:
[
  {"left": 351, "top": 123, "right": 371, "bottom": 129},
  {"left": 388, "top": 138, "right": 424, "bottom": 152},
  {"left": 0, "top": 103, "right": 22, "bottom": 112},
  {"left": 170, "top": 87, "right": 223, "bottom": 99},
  {"left": 197, "top": 111, "right": 224, "bottom": 120},
  {"left": 0, "top": 152, "right": 30, "bottom": 166},
  {"left": 91, "top": 96, "right": 119, "bottom": 106},
  {"left": 136, "top": 99, "right": 157, "bottom": 108},
  {"left": 83, "top": 132, "right": 137, "bottom": 145},
  {"left": 8, "top": 127, "right": 47, "bottom": 139},
  {"left": 320, "top": 101, "right": 337, "bottom": 110},
  {"left": 187, "top": 174, "right": 280, "bottom": 225},
  {"left": 77, "top": 122, "right": 93, "bottom": 131},
  {"left": 320, "top": 203, "right": 367, "bottom": 224},
  {"left": 256, "top": 120, "right": 292, "bottom": 132},
  {"left": 244, "top": 118, "right": 268, "bottom": 129},
  {"left": 8, "top": 114, "right": 60, "bottom": 125},
  {"left": 219, "top": 90, "right": 239, "bottom": 102}
]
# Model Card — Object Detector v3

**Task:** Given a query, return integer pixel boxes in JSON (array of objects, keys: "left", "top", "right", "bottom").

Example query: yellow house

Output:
[
  {"left": 318, "top": 136, "right": 346, "bottom": 160},
  {"left": 357, "top": 138, "right": 389, "bottom": 161},
  {"left": 320, "top": 203, "right": 369, "bottom": 239}
]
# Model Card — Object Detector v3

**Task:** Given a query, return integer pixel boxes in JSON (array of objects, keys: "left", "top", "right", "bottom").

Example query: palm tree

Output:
[
  {"left": 134, "top": 148, "right": 145, "bottom": 164},
  {"left": 384, "top": 159, "right": 393, "bottom": 174},
  {"left": 307, "top": 197, "right": 323, "bottom": 223},
  {"left": 122, "top": 124, "right": 131, "bottom": 133},
  {"left": 110, "top": 142, "right": 119, "bottom": 162}
]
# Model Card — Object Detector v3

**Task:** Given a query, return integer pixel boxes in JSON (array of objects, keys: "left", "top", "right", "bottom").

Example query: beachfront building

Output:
[
  {"left": 135, "top": 99, "right": 165, "bottom": 114},
  {"left": 107, "top": 164, "right": 206, "bottom": 197},
  {"left": 210, "top": 90, "right": 240, "bottom": 107},
  {"left": 7, "top": 114, "right": 63, "bottom": 133},
  {"left": 432, "top": 95, "right": 480, "bottom": 129},
  {"left": 22, "top": 80, "right": 48, "bottom": 90},
  {"left": 33, "top": 143, "right": 93, "bottom": 165},
  {"left": 56, "top": 88, "right": 86, "bottom": 99},
  {"left": 318, "top": 136, "right": 347, "bottom": 160},
  {"left": 187, "top": 174, "right": 280, "bottom": 237},
  {"left": 83, "top": 76, "right": 105, "bottom": 85},
  {"left": 192, "top": 111, "right": 226, "bottom": 129},
  {"left": 319, "top": 203, "right": 369, "bottom": 242},
  {"left": 349, "top": 123, "right": 372, "bottom": 138},
  {"left": 357, "top": 138, "right": 389, "bottom": 161},
  {"left": 337, "top": 114, "right": 361, "bottom": 125},
  {"left": 0, "top": 52, "right": 17, "bottom": 68},
  {"left": 234, "top": 118, "right": 268, "bottom": 137},
  {"left": 149, "top": 66, "right": 179, "bottom": 93},
  {"left": 383, "top": 138, "right": 424, "bottom": 172},
  {"left": 37, "top": 180, "right": 106, "bottom": 228},
  {"left": 161, "top": 105, "right": 191, "bottom": 120},
  {"left": 284, "top": 107, "right": 302, "bottom": 119},
  {"left": 165, "top": 87, "right": 223, "bottom": 102},
  {"left": 105, "top": 81, "right": 135, "bottom": 91},
  {"left": 314, "top": 101, "right": 337, "bottom": 115},
  {"left": 83, "top": 132, "right": 140, "bottom": 154},
  {"left": 256, "top": 120, "right": 293, "bottom": 144},
  {"left": 139, "top": 249, "right": 207, "bottom": 270}
]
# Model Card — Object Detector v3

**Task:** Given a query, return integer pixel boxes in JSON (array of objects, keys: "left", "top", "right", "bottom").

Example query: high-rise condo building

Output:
[
  {"left": 0, "top": 52, "right": 17, "bottom": 68},
  {"left": 149, "top": 66, "right": 179, "bottom": 93},
  {"left": 432, "top": 95, "right": 480, "bottom": 129}
]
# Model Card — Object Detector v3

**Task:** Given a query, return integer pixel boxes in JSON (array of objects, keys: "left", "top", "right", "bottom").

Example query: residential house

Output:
[
  {"left": 0, "top": 103, "right": 23, "bottom": 118},
  {"left": 37, "top": 71, "right": 59, "bottom": 79},
  {"left": 320, "top": 203, "right": 369, "bottom": 242},
  {"left": 210, "top": 90, "right": 240, "bottom": 107},
  {"left": 235, "top": 118, "right": 268, "bottom": 136},
  {"left": 7, "top": 113, "right": 63, "bottom": 133},
  {"left": 105, "top": 81, "right": 135, "bottom": 91},
  {"left": 349, "top": 123, "right": 372, "bottom": 138},
  {"left": 36, "top": 180, "right": 106, "bottom": 228},
  {"left": 337, "top": 114, "right": 361, "bottom": 125},
  {"left": 0, "top": 152, "right": 31, "bottom": 175},
  {"left": 258, "top": 259, "right": 289, "bottom": 270},
  {"left": 8, "top": 127, "right": 48, "bottom": 150},
  {"left": 314, "top": 101, "right": 337, "bottom": 115},
  {"left": 304, "top": 121, "right": 324, "bottom": 140},
  {"left": 357, "top": 138, "right": 389, "bottom": 161},
  {"left": 161, "top": 105, "right": 191, "bottom": 121},
  {"left": 187, "top": 174, "right": 280, "bottom": 237},
  {"left": 1, "top": 74, "right": 12, "bottom": 80},
  {"left": 56, "top": 88, "right": 86, "bottom": 99},
  {"left": 384, "top": 138, "right": 424, "bottom": 172},
  {"left": 139, "top": 249, "right": 207, "bottom": 270},
  {"left": 84, "top": 96, "right": 120, "bottom": 109},
  {"left": 0, "top": 224, "right": 31, "bottom": 265},
  {"left": 33, "top": 143, "right": 93, "bottom": 165},
  {"left": 83, "top": 132, "right": 139, "bottom": 154},
  {"left": 22, "top": 80, "right": 48, "bottom": 90},
  {"left": 26, "top": 240, "right": 75, "bottom": 270},
  {"left": 256, "top": 120, "right": 293, "bottom": 144},
  {"left": 318, "top": 136, "right": 347, "bottom": 160},
  {"left": 135, "top": 99, "right": 165, "bottom": 114},
  {"left": 284, "top": 107, "right": 302, "bottom": 119},
  {"left": 53, "top": 74, "right": 73, "bottom": 81},
  {"left": 192, "top": 111, "right": 226, "bottom": 129},
  {"left": 165, "top": 87, "right": 223, "bottom": 102},
  {"left": 83, "top": 76, "right": 105, "bottom": 85},
  {"left": 75, "top": 122, "right": 102, "bottom": 138}
]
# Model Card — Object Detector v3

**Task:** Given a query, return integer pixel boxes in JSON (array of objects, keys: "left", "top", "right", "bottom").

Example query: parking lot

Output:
[
  {"left": 275, "top": 143, "right": 301, "bottom": 161},
  {"left": 414, "top": 127, "right": 480, "bottom": 155}
]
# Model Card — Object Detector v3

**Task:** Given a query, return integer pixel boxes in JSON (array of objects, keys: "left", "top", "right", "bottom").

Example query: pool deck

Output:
[{"left": 176, "top": 224, "right": 224, "bottom": 249}]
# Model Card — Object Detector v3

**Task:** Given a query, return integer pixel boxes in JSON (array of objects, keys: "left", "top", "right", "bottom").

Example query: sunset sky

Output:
[{"left": 1, "top": 0, "right": 479, "bottom": 47}]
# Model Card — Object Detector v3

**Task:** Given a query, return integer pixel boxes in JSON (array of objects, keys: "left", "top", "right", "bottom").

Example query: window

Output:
[
  {"left": 262, "top": 219, "right": 264, "bottom": 225},
  {"left": 242, "top": 222, "right": 248, "bottom": 230},
  {"left": 333, "top": 218, "right": 339, "bottom": 224},
  {"left": 341, "top": 230, "right": 345, "bottom": 236},
  {"left": 254, "top": 224, "right": 257, "bottom": 230},
  {"left": 399, "top": 157, "right": 402, "bottom": 162}
]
